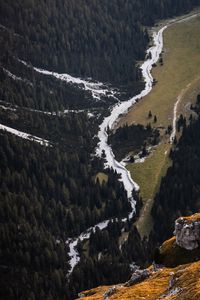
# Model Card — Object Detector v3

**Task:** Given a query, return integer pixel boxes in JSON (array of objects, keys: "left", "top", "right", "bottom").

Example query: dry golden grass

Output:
[
  {"left": 77, "top": 213, "right": 200, "bottom": 300},
  {"left": 160, "top": 236, "right": 200, "bottom": 268},
  {"left": 77, "top": 269, "right": 171, "bottom": 300},
  {"left": 77, "top": 261, "right": 200, "bottom": 300},
  {"left": 178, "top": 213, "right": 200, "bottom": 222},
  {"left": 77, "top": 252, "right": 200, "bottom": 300}
]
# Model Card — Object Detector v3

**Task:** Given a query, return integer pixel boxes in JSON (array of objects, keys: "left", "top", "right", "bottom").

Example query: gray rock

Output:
[
  {"left": 124, "top": 269, "right": 150, "bottom": 287},
  {"left": 174, "top": 217, "right": 200, "bottom": 250},
  {"left": 78, "top": 293, "right": 85, "bottom": 298},
  {"left": 102, "top": 286, "right": 117, "bottom": 300}
]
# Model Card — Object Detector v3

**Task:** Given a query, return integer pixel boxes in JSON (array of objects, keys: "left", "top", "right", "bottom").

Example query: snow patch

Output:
[
  {"left": 0, "top": 100, "right": 94, "bottom": 118},
  {"left": 19, "top": 60, "right": 118, "bottom": 101},
  {"left": 0, "top": 104, "right": 16, "bottom": 112},
  {"left": 66, "top": 219, "right": 110, "bottom": 274},
  {"left": 3, "top": 68, "right": 33, "bottom": 86},
  {"left": 0, "top": 124, "right": 50, "bottom": 146},
  {"left": 67, "top": 24, "right": 168, "bottom": 275},
  {"left": 96, "top": 26, "right": 167, "bottom": 209}
]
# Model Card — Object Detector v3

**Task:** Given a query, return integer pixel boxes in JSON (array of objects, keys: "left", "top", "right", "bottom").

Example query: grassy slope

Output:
[
  {"left": 77, "top": 260, "right": 200, "bottom": 300},
  {"left": 118, "top": 16, "right": 200, "bottom": 237},
  {"left": 78, "top": 217, "right": 200, "bottom": 300},
  {"left": 129, "top": 142, "right": 171, "bottom": 237},
  {"left": 119, "top": 16, "right": 200, "bottom": 128},
  {"left": 160, "top": 236, "right": 200, "bottom": 268}
]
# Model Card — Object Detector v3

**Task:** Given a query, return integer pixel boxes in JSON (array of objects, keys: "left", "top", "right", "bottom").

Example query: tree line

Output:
[{"left": 0, "top": 0, "right": 199, "bottom": 96}]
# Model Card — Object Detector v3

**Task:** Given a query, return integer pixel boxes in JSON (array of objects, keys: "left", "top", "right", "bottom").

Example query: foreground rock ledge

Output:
[
  {"left": 174, "top": 213, "right": 200, "bottom": 250},
  {"left": 77, "top": 213, "right": 200, "bottom": 300}
]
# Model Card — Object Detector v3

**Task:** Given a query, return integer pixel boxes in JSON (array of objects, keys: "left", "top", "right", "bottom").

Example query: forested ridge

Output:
[
  {"left": 0, "top": 1, "right": 200, "bottom": 299},
  {"left": 0, "top": 0, "right": 199, "bottom": 94},
  {"left": 0, "top": 130, "right": 132, "bottom": 299}
]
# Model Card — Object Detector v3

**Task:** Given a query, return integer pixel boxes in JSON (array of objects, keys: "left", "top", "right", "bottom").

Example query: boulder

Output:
[
  {"left": 174, "top": 216, "right": 200, "bottom": 250},
  {"left": 124, "top": 269, "right": 150, "bottom": 287}
]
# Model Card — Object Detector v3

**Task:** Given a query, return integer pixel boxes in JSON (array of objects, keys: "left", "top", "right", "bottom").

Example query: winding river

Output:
[
  {"left": 66, "top": 24, "right": 168, "bottom": 274},
  {"left": 16, "top": 12, "right": 199, "bottom": 274},
  {"left": 67, "top": 12, "right": 199, "bottom": 272},
  {"left": 96, "top": 25, "right": 167, "bottom": 209}
]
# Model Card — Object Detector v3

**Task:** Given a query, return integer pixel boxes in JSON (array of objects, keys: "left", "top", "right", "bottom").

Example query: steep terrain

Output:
[
  {"left": 77, "top": 214, "right": 200, "bottom": 300},
  {"left": 0, "top": 1, "right": 200, "bottom": 300}
]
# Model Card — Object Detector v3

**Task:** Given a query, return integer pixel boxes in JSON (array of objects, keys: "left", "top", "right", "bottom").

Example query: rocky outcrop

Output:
[
  {"left": 77, "top": 214, "right": 200, "bottom": 300},
  {"left": 102, "top": 286, "right": 117, "bottom": 300},
  {"left": 174, "top": 214, "right": 200, "bottom": 250},
  {"left": 124, "top": 268, "right": 150, "bottom": 287}
]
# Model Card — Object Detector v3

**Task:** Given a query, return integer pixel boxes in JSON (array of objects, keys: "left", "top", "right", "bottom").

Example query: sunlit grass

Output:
[
  {"left": 128, "top": 142, "right": 171, "bottom": 237},
  {"left": 119, "top": 16, "right": 200, "bottom": 128},
  {"left": 117, "top": 16, "right": 200, "bottom": 236},
  {"left": 77, "top": 260, "right": 200, "bottom": 300}
]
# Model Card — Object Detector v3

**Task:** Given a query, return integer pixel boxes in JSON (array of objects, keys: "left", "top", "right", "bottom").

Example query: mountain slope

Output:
[
  {"left": 77, "top": 214, "right": 200, "bottom": 300},
  {"left": 78, "top": 261, "right": 200, "bottom": 300}
]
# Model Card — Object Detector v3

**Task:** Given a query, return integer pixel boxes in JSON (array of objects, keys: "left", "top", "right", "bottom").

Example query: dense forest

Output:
[
  {"left": 0, "top": 0, "right": 200, "bottom": 299},
  {"left": 0, "top": 131, "right": 133, "bottom": 299},
  {"left": 151, "top": 95, "right": 200, "bottom": 244},
  {"left": 0, "top": 56, "right": 115, "bottom": 111},
  {"left": 0, "top": 0, "right": 199, "bottom": 96}
]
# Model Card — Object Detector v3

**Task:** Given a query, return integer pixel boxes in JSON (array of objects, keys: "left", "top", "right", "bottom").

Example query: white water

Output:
[
  {"left": 19, "top": 60, "right": 118, "bottom": 101},
  {"left": 0, "top": 100, "right": 94, "bottom": 119},
  {"left": 96, "top": 10, "right": 200, "bottom": 203},
  {"left": 96, "top": 25, "right": 167, "bottom": 203},
  {"left": 14, "top": 11, "right": 199, "bottom": 274},
  {"left": 66, "top": 24, "right": 168, "bottom": 274}
]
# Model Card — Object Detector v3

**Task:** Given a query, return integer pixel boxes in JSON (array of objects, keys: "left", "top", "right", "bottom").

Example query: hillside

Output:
[
  {"left": 1, "top": 1, "right": 200, "bottom": 300},
  {"left": 77, "top": 261, "right": 200, "bottom": 300},
  {"left": 0, "top": 0, "right": 199, "bottom": 94},
  {"left": 114, "top": 13, "right": 200, "bottom": 237},
  {"left": 77, "top": 214, "right": 200, "bottom": 300}
]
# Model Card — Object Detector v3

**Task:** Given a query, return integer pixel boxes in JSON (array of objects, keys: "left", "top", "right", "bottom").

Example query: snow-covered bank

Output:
[
  {"left": 96, "top": 10, "right": 200, "bottom": 206},
  {"left": 120, "top": 145, "right": 155, "bottom": 167},
  {"left": 67, "top": 219, "right": 110, "bottom": 273},
  {"left": 67, "top": 211, "right": 137, "bottom": 273},
  {"left": 66, "top": 24, "right": 168, "bottom": 275},
  {"left": 0, "top": 100, "right": 95, "bottom": 119},
  {"left": 62, "top": 11, "right": 200, "bottom": 276},
  {"left": 19, "top": 60, "right": 118, "bottom": 101},
  {"left": 0, "top": 104, "right": 16, "bottom": 112},
  {"left": 0, "top": 124, "right": 50, "bottom": 146},
  {"left": 96, "top": 25, "right": 167, "bottom": 204}
]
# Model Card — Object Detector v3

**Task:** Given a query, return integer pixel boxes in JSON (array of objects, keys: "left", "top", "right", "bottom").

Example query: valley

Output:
[
  {"left": 116, "top": 12, "right": 200, "bottom": 237},
  {"left": 1, "top": 2, "right": 200, "bottom": 299}
]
